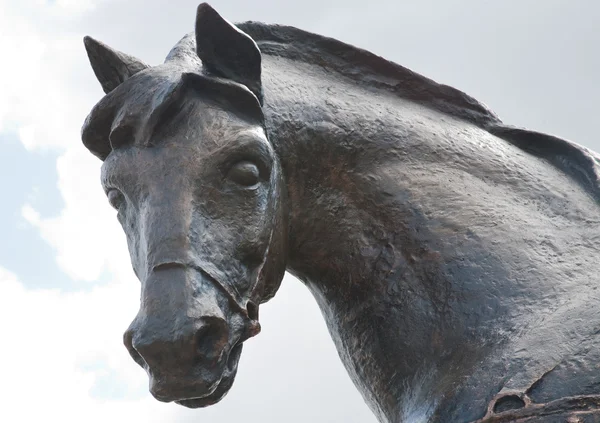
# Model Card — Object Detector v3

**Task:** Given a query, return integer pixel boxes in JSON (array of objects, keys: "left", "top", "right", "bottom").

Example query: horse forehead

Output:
[
  {"left": 102, "top": 124, "right": 267, "bottom": 175},
  {"left": 100, "top": 67, "right": 263, "bottom": 145},
  {"left": 153, "top": 96, "right": 265, "bottom": 140}
]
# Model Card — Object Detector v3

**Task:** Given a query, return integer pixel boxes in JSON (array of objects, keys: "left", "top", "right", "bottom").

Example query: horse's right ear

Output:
[
  {"left": 195, "top": 3, "right": 263, "bottom": 104},
  {"left": 83, "top": 36, "right": 149, "bottom": 94}
]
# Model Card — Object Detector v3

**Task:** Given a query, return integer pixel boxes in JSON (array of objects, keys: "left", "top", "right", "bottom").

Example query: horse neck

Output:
[
  {"left": 261, "top": 68, "right": 451, "bottom": 422},
  {"left": 261, "top": 55, "right": 600, "bottom": 422}
]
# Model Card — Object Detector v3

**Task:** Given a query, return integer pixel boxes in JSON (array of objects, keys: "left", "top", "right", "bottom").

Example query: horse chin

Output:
[{"left": 174, "top": 342, "right": 243, "bottom": 409}]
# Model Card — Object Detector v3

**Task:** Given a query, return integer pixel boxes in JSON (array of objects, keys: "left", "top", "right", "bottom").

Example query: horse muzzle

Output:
[{"left": 123, "top": 262, "right": 248, "bottom": 405}]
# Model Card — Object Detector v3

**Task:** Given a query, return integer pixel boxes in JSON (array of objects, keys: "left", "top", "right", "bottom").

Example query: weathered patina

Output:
[{"left": 81, "top": 3, "right": 600, "bottom": 422}]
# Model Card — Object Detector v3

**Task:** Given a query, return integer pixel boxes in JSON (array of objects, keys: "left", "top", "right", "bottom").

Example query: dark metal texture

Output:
[{"left": 81, "top": 3, "right": 600, "bottom": 422}]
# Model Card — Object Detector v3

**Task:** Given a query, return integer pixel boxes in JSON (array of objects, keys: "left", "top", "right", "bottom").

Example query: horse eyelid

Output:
[
  {"left": 106, "top": 188, "right": 126, "bottom": 210},
  {"left": 220, "top": 148, "right": 272, "bottom": 178}
]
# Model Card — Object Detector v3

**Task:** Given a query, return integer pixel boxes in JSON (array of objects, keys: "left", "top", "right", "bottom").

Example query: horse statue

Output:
[{"left": 80, "top": 3, "right": 600, "bottom": 422}]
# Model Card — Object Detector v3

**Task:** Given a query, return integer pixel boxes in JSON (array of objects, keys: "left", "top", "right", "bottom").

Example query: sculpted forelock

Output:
[{"left": 81, "top": 3, "right": 600, "bottom": 422}]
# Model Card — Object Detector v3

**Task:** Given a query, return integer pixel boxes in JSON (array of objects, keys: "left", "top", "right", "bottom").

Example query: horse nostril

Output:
[
  {"left": 123, "top": 330, "right": 146, "bottom": 368},
  {"left": 247, "top": 301, "right": 259, "bottom": 320},
  {"left": 194, "top": 318, "right": 228, "bottom": 361}
]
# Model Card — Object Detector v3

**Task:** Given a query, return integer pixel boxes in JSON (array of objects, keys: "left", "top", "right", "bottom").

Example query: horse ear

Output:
[
  {"left": 83, "top": 36, "right": 149, "bottom": 94},
  {"left": 195, "top": 3, "right": 263, "bottom": 104}
]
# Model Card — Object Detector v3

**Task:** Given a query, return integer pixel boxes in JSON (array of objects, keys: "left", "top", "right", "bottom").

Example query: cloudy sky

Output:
[{"left": 1, "top": 1, "right": 599, "bottom": 422}]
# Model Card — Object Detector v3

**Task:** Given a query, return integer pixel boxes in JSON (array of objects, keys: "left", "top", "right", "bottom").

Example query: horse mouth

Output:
[{"left": 173, "top": 342, "right": 244, "bottom": 408}]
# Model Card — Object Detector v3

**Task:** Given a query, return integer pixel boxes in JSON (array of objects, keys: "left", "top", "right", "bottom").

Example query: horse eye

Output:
[
  {"left": 227, "top": 161, "right": 260, "bottom": 187},
  {"left": 107, "top": 188, "right": 125, "bottom": 210}
]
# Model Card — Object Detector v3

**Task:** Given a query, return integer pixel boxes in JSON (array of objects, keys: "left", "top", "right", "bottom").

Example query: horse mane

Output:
[
  {"left": 237, "top": 21, "right": 501, "bottom": 127},
  {"left": 237, "top": 21, "right": 600, "bottom": 203}
]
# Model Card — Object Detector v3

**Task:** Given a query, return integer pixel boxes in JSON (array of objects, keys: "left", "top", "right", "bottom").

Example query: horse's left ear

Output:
[{"left": 195, "top": 3, "right": 263, "bottom": 104}]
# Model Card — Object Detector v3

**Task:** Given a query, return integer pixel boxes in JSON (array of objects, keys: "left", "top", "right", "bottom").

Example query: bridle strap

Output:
[
  {"left": 473, "top": 394, "right": 600, "bottom": 422},
  {"left": 190, "top": 263, "right": 249, "bottom": 317}
]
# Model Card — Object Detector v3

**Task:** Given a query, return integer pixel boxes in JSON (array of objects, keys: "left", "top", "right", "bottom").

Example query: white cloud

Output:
[
  {"left": 0, "top": 266, "right": 178, "bottom": 422},
  {"left": 0, "top": 0, "right": 102, "bottom": 151},
  {"left": 22, "top": 147, "right": 132, "bottom": 282}
]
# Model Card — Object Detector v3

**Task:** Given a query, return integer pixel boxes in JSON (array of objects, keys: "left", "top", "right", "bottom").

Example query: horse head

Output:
[{"left": 82, "top": 3, "right": 287, "bottom": 407}]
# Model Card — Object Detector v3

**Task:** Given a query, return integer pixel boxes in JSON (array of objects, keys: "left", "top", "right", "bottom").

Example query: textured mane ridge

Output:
[
  {"left": 236, "top": 21, "right": 600, "bottom": 203},
  {"left": 236, "top": 21, "right": 501, "bottom": 127}
]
